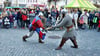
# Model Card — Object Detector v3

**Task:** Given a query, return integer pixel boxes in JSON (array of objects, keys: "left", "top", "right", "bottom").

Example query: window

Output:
[
  {"left": 18, "top": 0, "right": 24, "bottom": 3},
  {"left": 27, "top": 0, "right": 37, "bottom": 3},
  {"left": 28, "top": 0, "right": 29, "bottom": 2}
]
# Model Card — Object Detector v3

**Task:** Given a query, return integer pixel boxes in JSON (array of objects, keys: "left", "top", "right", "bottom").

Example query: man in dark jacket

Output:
[{"left": 17, "top": 9, "right": 22, "bottom": 28}]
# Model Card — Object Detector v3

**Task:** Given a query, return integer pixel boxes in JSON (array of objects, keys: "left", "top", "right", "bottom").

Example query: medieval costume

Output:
[
  {"left": 47, "top": 13, "right": 78, "bottom": 50},
  {"left": 22, "top": 12, "right": 46, "bottom": 43}
]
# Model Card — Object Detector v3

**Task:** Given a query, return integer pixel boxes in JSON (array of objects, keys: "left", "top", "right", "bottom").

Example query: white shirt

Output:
[{"left": 73, "top": 13, "right": 78, "bottom": 20}]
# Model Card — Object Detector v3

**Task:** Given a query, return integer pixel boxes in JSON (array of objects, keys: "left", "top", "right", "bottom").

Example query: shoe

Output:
[
  {"left": 23, "top": 35, "right": 28, "bottom": 42},
  {"left": 55, "top": 47, "right": 62, "bottom": 50},
  {"left": 39, "top": 40, "right": 44, "bottom": 43},
  {"left": 22, "top": 27, "right": 25, "bottom": 29},
  {"left": 71, "top": 45, "right": 78, "bottom": 48},
  {"left": 14, "top": 26, "right": 17, "bottom": 29},
  {"left": 55, "top": 38, "right": 67, "bottom": 50}
]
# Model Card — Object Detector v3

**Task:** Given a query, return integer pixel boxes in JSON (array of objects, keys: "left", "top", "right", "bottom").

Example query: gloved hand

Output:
[{"left": 40, "top": 28, "right": 47, "bottom": 33}]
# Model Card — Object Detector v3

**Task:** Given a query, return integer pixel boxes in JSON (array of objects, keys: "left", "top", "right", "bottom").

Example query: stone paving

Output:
[{"left": 0, "top": 28, "right": 100, "bottom": 56}]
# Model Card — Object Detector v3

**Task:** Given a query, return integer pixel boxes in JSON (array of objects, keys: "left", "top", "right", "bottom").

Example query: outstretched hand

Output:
[{"left": 46, "top": 27, "right": 53, "bottom": 30}]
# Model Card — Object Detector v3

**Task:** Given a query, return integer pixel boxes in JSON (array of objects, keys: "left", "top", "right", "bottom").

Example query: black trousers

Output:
[{"left": 22, "top": 20, "right": 30, "bottom": 28}]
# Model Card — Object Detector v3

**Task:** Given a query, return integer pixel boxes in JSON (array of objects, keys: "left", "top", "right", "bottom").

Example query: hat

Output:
[
  {"left": 38, "top": 12, "right": 44, "bottom": 16},
  {"left": 61, "top": 9, "right": 67, "bottom": 14}
]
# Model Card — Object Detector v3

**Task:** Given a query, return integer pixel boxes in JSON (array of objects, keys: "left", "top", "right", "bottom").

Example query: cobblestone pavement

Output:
[{"left": 0, "top": 28, "right": 100, "bottom": 56}]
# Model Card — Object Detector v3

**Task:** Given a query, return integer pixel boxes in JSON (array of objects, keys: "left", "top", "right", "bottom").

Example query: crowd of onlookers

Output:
[
  {"left": 71, "top": 8, "right": 100, "bottom": 32},
  {"left": 0, "top": 6, "right": 100, "bottom": 32}
]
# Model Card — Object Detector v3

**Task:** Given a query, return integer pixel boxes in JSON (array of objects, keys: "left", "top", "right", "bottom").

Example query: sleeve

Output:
[
  {"left": 52, "top": 17, "right": 67, "bottom": 28},
  {"left": 37, "top": 20, "right": 45, "bottom": 29},
  {"left": 87, "top": 13, "right": 89, "bottom": 17},
  {"left": 32, "top": 19, "right": 36, "bottom": 25}
]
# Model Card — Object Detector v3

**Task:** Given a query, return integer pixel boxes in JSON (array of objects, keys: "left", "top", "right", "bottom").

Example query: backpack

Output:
[
  {"left": 79, "top": 15, "right": 84, "bottom": 24},
  {"left": 93, "top": 17, "right": 97, "bottom": 23}
]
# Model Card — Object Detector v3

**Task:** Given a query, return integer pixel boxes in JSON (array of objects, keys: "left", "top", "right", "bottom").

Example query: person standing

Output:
[
  {"left": 0, "top": 15, "right": 3, "bottom": 28},
  {"left": 80, "top": 10, "right": 89, "bottom": 29},
  {"left": 98, "top": 18, "right": 100, "bottom": 32},
  {"left": 17, "top": 9, "right": 22, "bottom": 28},
  {"left": 51, "top": 6, "right": 57, "bottom": 26},
  {"left": 73, "top": 9, "right": 78, "bottom": 30},
  {"left": 88, "top": 11, "right": 95, "bottom": 29},
  {"left": 93, "top": 13, "right": 99, "bottom": 29},
  {"left": 1, "top": 9, "right": 10, "bottom": 29},
  {"left": 22, "top": 10, "right": 28, "bottom": 28}
]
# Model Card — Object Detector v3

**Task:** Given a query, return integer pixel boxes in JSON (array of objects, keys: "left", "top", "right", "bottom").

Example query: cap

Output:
[{"left": 38, "top": 12, "right": 44, "bottom": 16}]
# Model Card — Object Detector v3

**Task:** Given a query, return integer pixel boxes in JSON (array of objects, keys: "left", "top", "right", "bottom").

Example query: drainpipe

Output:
[
  {"left": 55, "top": 0, "right": 56, "bottom": 8},
  {"left": 66, "top": 0, "right": 67, "bottom": 5}
]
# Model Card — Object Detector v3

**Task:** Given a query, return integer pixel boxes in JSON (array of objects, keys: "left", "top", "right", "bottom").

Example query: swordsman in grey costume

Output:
[{"left": 47, "top": 12, "right": 78, "bottom": 50}]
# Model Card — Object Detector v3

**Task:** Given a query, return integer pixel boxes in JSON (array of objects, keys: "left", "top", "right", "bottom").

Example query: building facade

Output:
[
  {"left": 0, "top": 0, "right": 5, "bottom": 8},
  {"left": 89, "top": 0, "right": 100, "bottom": 4},
  {"left": 0, "top": 0, "right": 74, "bottom": 8},
  {"left": 49, "top": 0, "right": 72, "bottom": 8},
  {"left": 0, "top": 0, "right": 48, "bottom": 8},
  {"left": 12, "top": 0, "right": 48, "bottom": 7}
]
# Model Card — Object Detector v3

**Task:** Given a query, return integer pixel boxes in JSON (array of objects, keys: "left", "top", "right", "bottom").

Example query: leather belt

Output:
[
  {"left": 66, "top": 25, "right": 73, "bottom": 32},
  {"left": 67, "top": 25, "right": 73, "bottom": 29}
]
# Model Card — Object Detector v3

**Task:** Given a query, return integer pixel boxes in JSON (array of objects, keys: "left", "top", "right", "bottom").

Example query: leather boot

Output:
[
  {"left": 70, "top": 37, "right": 78, "bottom": 48},
  {"left": 23, "top": 35, "right": 28, "bottom": 42},
  {"left": 55, "top": 38, "right": 68, "bottom": 50},
  {"left": 39, "top": 38, "right": 44, "bottom": 43}
]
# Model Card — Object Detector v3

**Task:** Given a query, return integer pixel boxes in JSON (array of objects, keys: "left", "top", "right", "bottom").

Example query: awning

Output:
[
  {"left": 83, "top": 0, "right": 97, "bottom": 9},
  {"left": 5, "top": 6, "right": 27, "bottom": 9},
  {"left": 64, "top": 0, "right": 88, "bottom": 8},
  {"left": 64, "top": 0, "right": 97, "bottom": 9}
]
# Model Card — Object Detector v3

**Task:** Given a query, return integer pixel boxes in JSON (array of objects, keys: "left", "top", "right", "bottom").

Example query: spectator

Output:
[
  {"left": 79, "top": 9, "right": 89, "bottom": 29},
  {"left": 17, "top": 9, "right": 22, "bottom": 28},
  {"left": 88, "top": 11, "right": 95, "bottom": 29},
  {"left": 22, "top": 10, "right": 28, "bottom": 28},
  {"left": 93, "top": 13, "right": 99, "bottom": 29},
  {"left": 73, "top": 9, "right": 78, "bottom": 30}
]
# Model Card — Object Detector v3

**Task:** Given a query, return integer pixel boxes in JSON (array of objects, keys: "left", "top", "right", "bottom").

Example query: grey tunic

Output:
[{"left": 53, "top": 14, "right": 75, "bottom": 39}]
